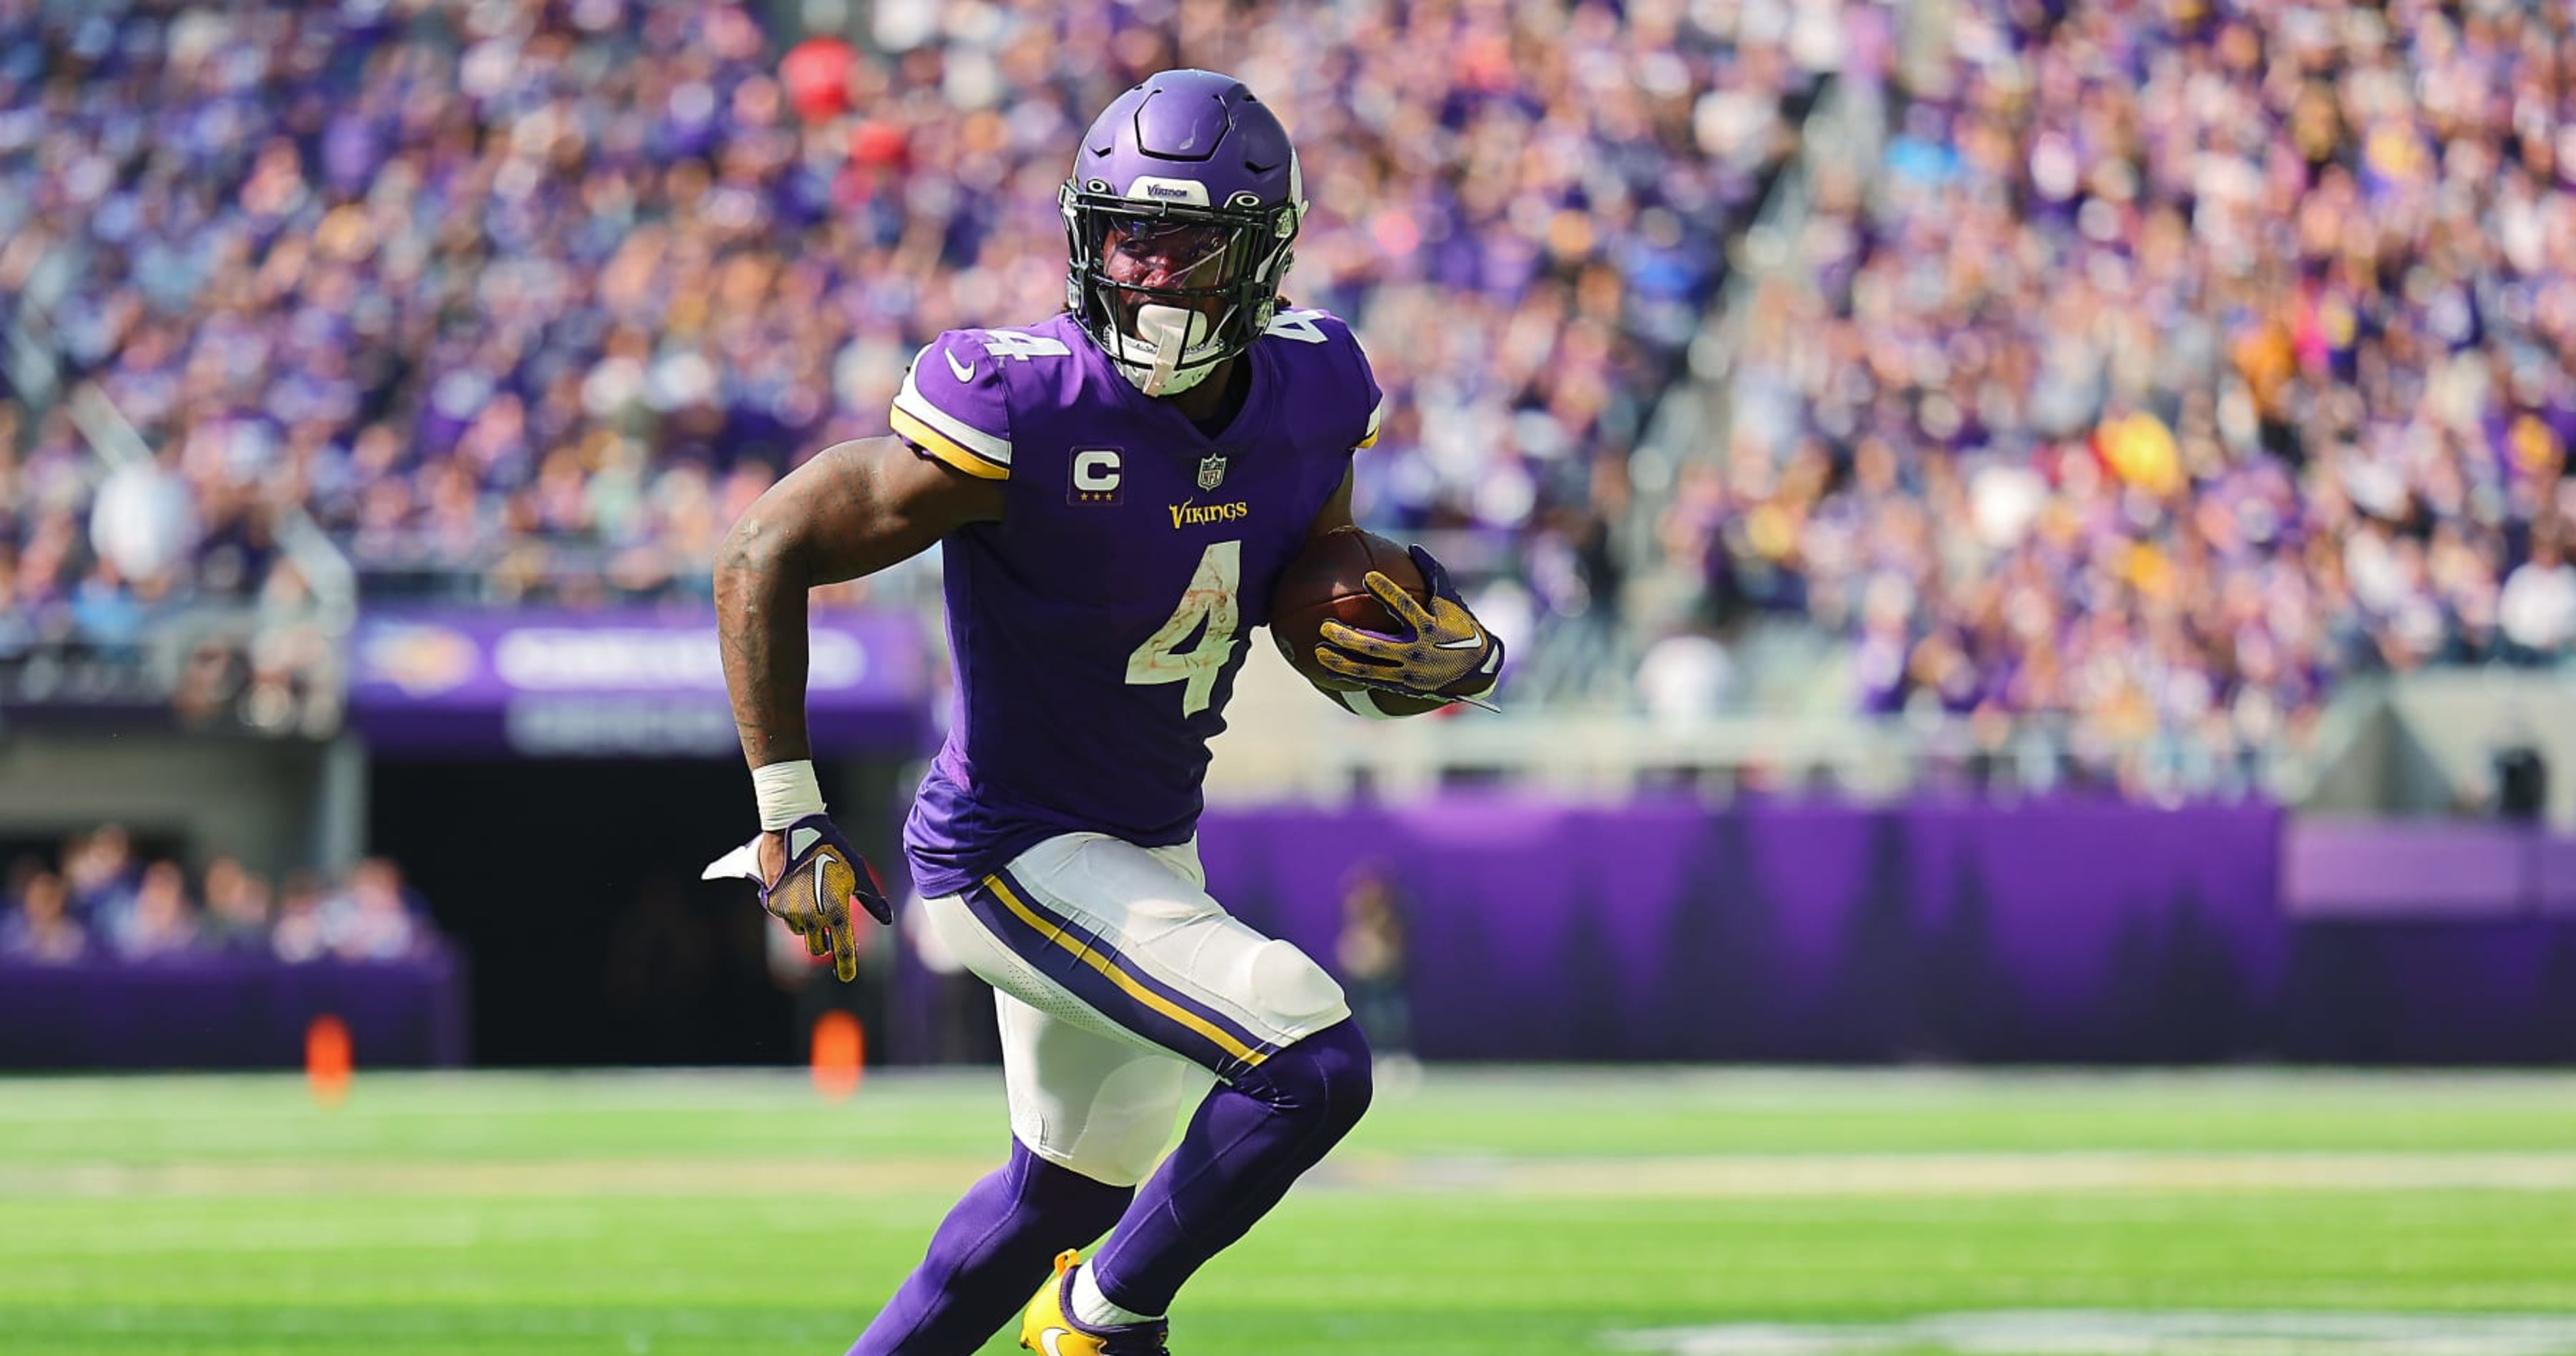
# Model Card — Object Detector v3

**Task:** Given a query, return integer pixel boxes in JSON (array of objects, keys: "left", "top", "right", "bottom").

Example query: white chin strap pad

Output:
[{"left": 1120, "top": 304, "right": 1215, "bottom": 397}]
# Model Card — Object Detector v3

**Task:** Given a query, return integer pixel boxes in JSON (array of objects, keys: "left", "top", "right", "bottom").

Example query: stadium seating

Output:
[
  {"left": 14, "top": 0, "right": 2564, "bottom": 791},
  {"left": 1, "top": 0, "right": 1834, "bottom": 628},
  {"left": 1691, "top": 0, "right": 2576, "bottom": 789}
]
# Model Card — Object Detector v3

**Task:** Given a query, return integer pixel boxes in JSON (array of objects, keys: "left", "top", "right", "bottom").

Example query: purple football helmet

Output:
[{"left": 1060, "top": 70, "right": 1306, "bottom": 396}]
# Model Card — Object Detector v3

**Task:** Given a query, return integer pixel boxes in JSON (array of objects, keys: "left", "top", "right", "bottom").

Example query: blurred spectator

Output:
[
  {"left": 0, "top": 872, "right": 88, "bottom": 963},
  {"left": 62, "top": 825, "right": 138, "bottom": 926},
  {"left": 110, "top": 860, "right": 200, "bottom": 959},
  {"left": 1635, "top": 623, "right": 1737, "bottom": 723},
  {"left": 270, "top": 872, "right": 331, "bottom": 965},
  {"left": 321, "top": 856, "right": 423, "bottom": 961},
  {"left": 2499, "top": 537, "right": 2576, "bottom": 665},
  {"left": 1335, "top": 862, "right": 1412, "bottom": 1062},
  {"left": 199, "top": 855, "right": 275, "bottom": 953}
]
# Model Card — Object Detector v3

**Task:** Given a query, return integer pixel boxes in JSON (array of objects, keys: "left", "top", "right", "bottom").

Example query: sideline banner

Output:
[{"left": 348, "top": 607, "right": 931, "bottom": 757}]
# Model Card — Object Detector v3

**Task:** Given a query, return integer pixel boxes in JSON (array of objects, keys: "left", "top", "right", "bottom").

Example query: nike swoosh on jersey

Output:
[
  {"left": 944, "top": 347, "right": 975, "bottom": 382},
  {"left": 1436, "top": 633, "right": 1487, "bottom": 650}
]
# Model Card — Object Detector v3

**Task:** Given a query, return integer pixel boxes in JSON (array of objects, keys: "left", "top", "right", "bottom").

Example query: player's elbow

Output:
[{"left": 716, "top": 506, "right": 801, "bottom": 593}]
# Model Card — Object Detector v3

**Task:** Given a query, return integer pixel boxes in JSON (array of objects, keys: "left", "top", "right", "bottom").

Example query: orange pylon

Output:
[
  {"left": 811, "top": 1011, "right": 864, "bottom": 1103},
  {"left": 306, "top": 1015, "right": 352, "bottom": 1108}
]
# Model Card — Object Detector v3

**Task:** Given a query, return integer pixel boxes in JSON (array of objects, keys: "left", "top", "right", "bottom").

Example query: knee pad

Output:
[{"left": 1234, "top": 1018, "right": 1373, "bottom": 1139}]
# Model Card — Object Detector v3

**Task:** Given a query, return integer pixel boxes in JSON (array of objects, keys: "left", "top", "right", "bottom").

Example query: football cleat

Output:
[{"left": 1020, "top": 1250, "right": 1170, "bottom": 1356}]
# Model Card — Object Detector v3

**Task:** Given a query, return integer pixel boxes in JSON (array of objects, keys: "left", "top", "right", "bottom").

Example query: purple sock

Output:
[
  {"left": 847, "top": 1139, "right": 1131, "bottom": 1356},
  {"left": 1089, "top": 1019, "right": 1373, "bottom": 1315}
]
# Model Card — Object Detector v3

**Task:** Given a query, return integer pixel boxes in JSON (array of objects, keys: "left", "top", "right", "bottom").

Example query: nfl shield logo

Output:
[{"left": 1196, "top": 454, "right": 1228, "bottom": 492}]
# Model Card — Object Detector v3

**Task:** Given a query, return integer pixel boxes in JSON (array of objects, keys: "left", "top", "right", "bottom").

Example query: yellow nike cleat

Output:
[{"left": 1020, "top": 1250, "right": 1171, "bottom": 1356}]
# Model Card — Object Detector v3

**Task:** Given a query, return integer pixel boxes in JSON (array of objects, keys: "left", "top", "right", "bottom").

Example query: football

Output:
[{"left": 1268, "top": 526, "right": 1430, "bottom": 687}]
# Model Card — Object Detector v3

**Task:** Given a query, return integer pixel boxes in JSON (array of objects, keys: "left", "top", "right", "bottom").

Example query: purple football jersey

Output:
[{"left": 895, "top": 309, "right": 1384, "bottom": 898}]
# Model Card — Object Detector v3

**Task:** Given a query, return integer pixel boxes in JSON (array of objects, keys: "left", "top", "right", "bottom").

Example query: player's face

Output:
[{"left": 1102, "top": 217, "right": 1235, "bottom": 327}]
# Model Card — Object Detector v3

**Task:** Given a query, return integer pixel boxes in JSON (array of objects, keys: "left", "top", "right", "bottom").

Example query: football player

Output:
[{"left": 706, "top": 71, "right": 1503, "bottom": 1356}]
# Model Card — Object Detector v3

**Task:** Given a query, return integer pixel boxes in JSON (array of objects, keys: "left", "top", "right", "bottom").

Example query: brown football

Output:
[{"left": 1268, "top": 526, "right": 1428, "bottom": 687}]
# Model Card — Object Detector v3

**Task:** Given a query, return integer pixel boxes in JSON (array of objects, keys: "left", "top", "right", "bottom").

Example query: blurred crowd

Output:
[
  {"left": 0, "top": 0, "right": 1848, "bottom": 654},
  {"left": 0, "top": 824, "right": 438, "bottom": 965},
  {"left": 1677, "top": 0, "right": 2576, "bottom": 786},
  {"left": 22, "top": 0, "right": 2569, "bottom": 779}
]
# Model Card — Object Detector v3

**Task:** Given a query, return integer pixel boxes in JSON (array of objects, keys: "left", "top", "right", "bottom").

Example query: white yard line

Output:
[
  {"left": 3, "top": 1156, "right": 1001, "bottom": 1199},
  {"left": 1325, "top": 1151, "right": 2576, "bottom": 1197},
  {"left": 14, "top": 1151, "right": 2576, "bottom": 1200},
  {"left": 1607, "top": 1310, "right": 2576, "bottom": 1355}
]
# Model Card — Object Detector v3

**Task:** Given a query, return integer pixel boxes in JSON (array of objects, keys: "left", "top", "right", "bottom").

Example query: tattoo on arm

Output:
[
  {"left": 716, "top": 437, "right": 999, "bottom": 770},
  {"left": 716, "top": 500, "right": 816, "bottom": 768}
]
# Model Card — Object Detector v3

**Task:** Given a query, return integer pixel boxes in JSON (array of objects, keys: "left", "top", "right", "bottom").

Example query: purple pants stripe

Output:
[{"left": 967, "top": 870, "right": 1276, "bottom": 1077}]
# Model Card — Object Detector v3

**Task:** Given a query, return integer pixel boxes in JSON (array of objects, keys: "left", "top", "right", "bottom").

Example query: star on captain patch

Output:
[{"left": 1196, "top": 452, "right": 1228, "bottom": 492}]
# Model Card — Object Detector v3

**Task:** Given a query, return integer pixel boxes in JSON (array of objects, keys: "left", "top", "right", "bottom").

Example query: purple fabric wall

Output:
[
  {"left": 16, "top": 805, "right": 2576, "bottom": 1069},
  {"left": 0, "top": 955, "right": 468, "bottom": 1069},
  {"left": 1175, "top": 799, "right": 2576, "bottom": 1064}
]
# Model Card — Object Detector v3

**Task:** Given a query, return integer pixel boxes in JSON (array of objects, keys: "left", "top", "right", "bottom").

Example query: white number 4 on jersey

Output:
[
  {"left": 1264, "top": 310, "right": 1329, "bottom": 344},
  {"left": 977, "top": 331, "right": 1072, "bottom": 361},
  {"left": 1126, "top": 540, "right": 1241, "bottom": 717}
]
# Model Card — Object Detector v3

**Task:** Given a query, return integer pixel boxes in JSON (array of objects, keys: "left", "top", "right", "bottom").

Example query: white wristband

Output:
[{"left": 751, "top": 759, "right": 826, "bottom": 830}]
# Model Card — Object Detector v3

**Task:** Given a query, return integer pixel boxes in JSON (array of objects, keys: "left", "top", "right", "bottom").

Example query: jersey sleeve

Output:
[
  {"left": 1280, "top": 307, "right": 1384, "bottom": 452},
  {"left": 890, "top": 332, "right": 1015, "bottom": 480},
  {"left": 1352, "top": 339, "right": 1385, "bottom": 451}
]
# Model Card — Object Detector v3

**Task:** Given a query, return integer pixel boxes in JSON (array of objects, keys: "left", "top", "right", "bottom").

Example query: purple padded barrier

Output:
[
  {"left": 1169, "top": 799, "right": 2576, "bottom": 1065},
  {"left": 0, "top": 955, "right": 467, "bottom": 1069}
]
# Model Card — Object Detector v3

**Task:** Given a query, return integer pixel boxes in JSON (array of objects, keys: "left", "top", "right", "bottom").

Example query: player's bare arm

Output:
[
  {"left": 717, "top": 435, "right": 1001, "bottom": 772},
  {"left": 703, "top": 437, "right": 1001, "bottom": 974}
]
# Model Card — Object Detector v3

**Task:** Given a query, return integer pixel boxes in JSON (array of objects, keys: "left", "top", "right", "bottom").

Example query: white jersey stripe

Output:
[
  {"left": 892, "top": 408, "right": 1009, "bottom": 479},
  {"left": 895, "top": 363, "right": 1015, "bottom": 466}
]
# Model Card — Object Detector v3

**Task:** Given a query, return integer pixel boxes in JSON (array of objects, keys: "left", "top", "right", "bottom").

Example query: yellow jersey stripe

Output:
[
  {"left": 895, "top": 362, "right": 1015, "bottom": 462},
  {"left": 892, "top": 408, "right": 1009, "bottom": 480},
  {"left": 982, "top": 873, "right": 1268, "bottom": 1066}
]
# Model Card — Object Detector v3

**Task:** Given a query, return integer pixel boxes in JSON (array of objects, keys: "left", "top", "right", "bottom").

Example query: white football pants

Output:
[{"left": 920, "top": 832, "right": 1351, "bottom": 1186}]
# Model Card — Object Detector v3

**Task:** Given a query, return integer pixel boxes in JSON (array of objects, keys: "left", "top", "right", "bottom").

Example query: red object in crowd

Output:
[
  {"left": 780, "top": 36, "right": 855, "bottom": 124},
  {"left": 847, "top": 120, "right": 909, "bottom": 170}
]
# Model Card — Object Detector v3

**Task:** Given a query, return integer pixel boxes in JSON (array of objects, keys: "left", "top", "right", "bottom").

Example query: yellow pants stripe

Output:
[{"left": 981, "top": 872, "right": 1268, "bottom": 1067}]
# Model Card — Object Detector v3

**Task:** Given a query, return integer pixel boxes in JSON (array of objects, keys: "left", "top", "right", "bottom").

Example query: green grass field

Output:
[{"left": 8, "top": 1068, "right": 2576, "bottom": 1354}]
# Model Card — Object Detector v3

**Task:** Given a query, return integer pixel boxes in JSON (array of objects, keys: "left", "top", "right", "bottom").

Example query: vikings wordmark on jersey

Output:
[{"left": 895, "top": 308, "right": 1384, "bottom": 898}]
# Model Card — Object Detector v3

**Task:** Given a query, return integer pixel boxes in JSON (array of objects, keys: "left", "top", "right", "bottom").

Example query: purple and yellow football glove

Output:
[
  {"left": 1315, "top": 544, "right": 1504, "bottom": 705},
  {"left": 702, "top": 813, "right": 891, "bottom": 982}
]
